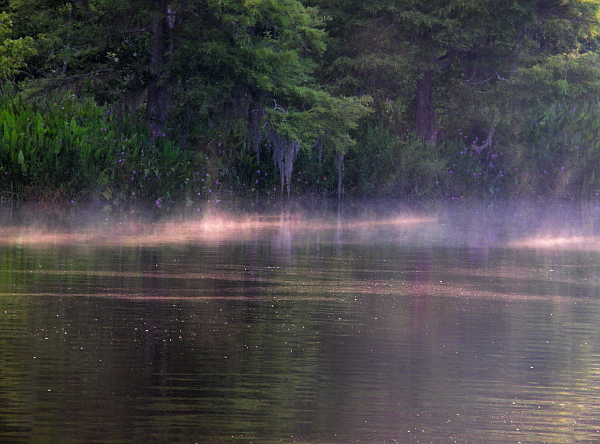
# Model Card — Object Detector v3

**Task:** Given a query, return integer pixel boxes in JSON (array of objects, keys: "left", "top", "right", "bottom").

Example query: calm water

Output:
[{"left": 2, "top": 203, "right": 600, "bottom": 444}]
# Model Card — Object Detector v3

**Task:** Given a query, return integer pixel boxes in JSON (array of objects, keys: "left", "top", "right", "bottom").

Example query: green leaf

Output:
[{"left": 17, "top": 149, "right": 26, "bottom": 173}]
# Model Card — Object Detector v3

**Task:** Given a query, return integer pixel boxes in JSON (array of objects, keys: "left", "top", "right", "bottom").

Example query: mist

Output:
[{"left": 2, "top": 199, "right": 600, "bottom": 250}]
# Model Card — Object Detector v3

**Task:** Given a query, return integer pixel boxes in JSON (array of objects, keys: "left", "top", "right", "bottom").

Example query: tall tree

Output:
[
  {"left": 7, "top": 0, "right": 370, "bottom": 195},
  {"left": 162, "top": 0, "right": 370, "bottom": 194},
  {"left": 147, "top": 0, "right": 170, "bottom": 139},
  {"left": 313, "top": 0, "right": 600, "bottom": 142}
]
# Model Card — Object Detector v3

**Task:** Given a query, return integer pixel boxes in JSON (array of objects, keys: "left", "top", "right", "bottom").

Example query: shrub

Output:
[{"left": 0, "top": 87, "right": 201, "bottom": 211}]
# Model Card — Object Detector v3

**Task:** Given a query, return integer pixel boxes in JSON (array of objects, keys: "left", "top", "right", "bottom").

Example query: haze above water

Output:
[{"left": 1, "top": 200, "right": 600, "bottom": 444}]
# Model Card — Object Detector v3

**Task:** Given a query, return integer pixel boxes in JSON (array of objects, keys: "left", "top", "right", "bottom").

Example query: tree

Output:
[
  {"left": 0, "top": 11, "right": 36, "bottom": 79},
  {"left": 158, "top": 0, "right": 371, "bottom": 195},
  {"left": 312, "top": 0, "right": 600, "bottom": 143},
  {"left": 7, "top": 0, "right": 370, "bottom": 196}
]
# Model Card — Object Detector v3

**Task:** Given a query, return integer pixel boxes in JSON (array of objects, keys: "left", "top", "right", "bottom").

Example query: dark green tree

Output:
[
  {"left": 0, "top": 11, "right": 36, "bottom": 78},
  {"left": 313, "top": 0, "right": 600, "bottom": 143},
  {"left": 6, "top": 0, "right": 370, "bottom": 196},
  {"left": 164, "top": 0, "right": 371, "bottom": 195}
]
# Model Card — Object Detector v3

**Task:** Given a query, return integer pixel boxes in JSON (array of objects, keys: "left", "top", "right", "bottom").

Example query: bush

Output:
[
  {"left": 503, "top": 103, "right": 600, "bottom": 200},
  {"left": 344, "top": 125, "right": 450, "bottom": 199},
  {"left": 0, "top": 87, "right": 203, "bottom": 211}
]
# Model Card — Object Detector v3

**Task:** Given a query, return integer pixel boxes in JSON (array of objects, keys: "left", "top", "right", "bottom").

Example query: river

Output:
[{"left": 1, "top": 201, "right": 600, "bottom": 444}]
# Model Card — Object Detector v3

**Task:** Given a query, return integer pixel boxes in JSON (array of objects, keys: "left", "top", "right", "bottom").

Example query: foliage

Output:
[
  {"left": 0, "top": 11, "right": 36, "bottom": 78},
  {"left": 503, "top": 102, "right": 600, "bottom": 200},
  {"left": 3, "top": 0, "right": 600, "bottom": 204},
  {"left": 313, "top": 0, "right": 600, "bottom": 141},
  {"left": 165, "top": 0, "right": 371, "bottom": 195},
  {"left": 0, "top": 87, "right": 203, "bottom": 211},
  {"left": 344, "top": 125, "right": 451, "bottom": 199},
  {"left": 443, "top": 134, "right": 507, "bottom": 199}
]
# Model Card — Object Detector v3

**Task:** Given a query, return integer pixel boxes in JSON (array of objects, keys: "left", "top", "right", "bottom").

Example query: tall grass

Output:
[
  {"left": 505, "top": 102, "right": 600, "bottom": 200},
  {"left": 0, "top": 87, "right": 199, "bottom": 211},
  {"left": 344, "top": 125, "right": 494, "bottom": 199},
  {"left": 5, "top": 86, "right": 600, "bottom": 207}
]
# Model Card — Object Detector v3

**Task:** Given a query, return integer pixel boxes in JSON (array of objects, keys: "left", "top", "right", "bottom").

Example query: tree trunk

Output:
[
  {"left": 147, "top": 3, "right": 168, "bottom": 141},
  {"left": 76, "top": 0, "right": 90, "bottom": 18},
  {"left": 415, "top": 70, "right": 436, "bottom": 141},
  {"left": 335, "top": 152, "right": 344, "bottom": 198},
  {"left": 247, "top": 97, "right": 264, "bottom": 160}
]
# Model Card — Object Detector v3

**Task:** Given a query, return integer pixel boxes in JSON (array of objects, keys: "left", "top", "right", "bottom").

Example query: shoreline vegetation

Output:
[{"left": 3, "top": 1, "right": 600, "bottom": 211}]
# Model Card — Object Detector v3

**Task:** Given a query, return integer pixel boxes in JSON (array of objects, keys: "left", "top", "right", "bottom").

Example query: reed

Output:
[
  {"left": 505, "top": 102, "right": 600, "bottom": 200},
  {"left": 0, "top": 88, "right": 197, "bottom": 211}
]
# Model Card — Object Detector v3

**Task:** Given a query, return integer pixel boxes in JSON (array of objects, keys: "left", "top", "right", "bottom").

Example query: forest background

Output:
[{"left": 3, "top": 0, "right": 600, "bottom": 213}]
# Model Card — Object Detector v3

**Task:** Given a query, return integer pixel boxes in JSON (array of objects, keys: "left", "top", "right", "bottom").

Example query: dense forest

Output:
[{"left": 2, "top": 0, "right": 600, "bottom": 212}]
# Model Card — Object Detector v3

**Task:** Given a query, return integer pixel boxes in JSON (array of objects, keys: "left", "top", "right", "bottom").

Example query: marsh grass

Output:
[
  {"left": 505, "top": 102, "right": 600, "bottom": 200},
  {"left": 344, "top": 125, "right": 446, "bottom": 198},
  {"left": 344, "top": 125, "right": 506, "bottom": 200},
  {"left": 4, "top": 83, "right": 600, "bottom": 206},
  {"left": 0, "top": 87, "right": 202, "bottom": 212}
]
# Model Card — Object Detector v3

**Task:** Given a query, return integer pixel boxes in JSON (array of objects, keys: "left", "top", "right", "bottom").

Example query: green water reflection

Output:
[{"left": 1, "top": 215, "right": 600, "bottom": 444}]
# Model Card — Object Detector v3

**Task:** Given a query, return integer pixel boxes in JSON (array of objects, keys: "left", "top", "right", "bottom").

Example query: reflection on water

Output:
[{"left": 1, "top": 202, "right": 600, "bottom": 443}]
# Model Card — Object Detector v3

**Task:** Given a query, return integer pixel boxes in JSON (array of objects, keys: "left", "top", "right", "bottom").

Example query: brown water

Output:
[{"left": 2, "top": 202, "right": 600, "bottom": 444}]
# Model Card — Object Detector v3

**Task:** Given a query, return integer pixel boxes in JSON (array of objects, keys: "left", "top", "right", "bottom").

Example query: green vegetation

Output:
[
  {"left": 0, "top": 89, "right": 199, "bottom": 212},
  {"left": 2, "top": 0, "right": 600, "bottom": 208}
]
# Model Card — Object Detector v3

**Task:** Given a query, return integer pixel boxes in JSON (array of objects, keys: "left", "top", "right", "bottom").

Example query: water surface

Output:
[{"left": 1, "top": 202, "right": 600, "bottom": 444}]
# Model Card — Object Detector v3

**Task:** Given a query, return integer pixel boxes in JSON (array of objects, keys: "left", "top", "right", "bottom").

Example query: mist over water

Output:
[
  {"left": 2, "top": 199, "right": 600, "bottom": 444},
  {"left": 3, "top": 198, "right": 600, "bottom": 249}
]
